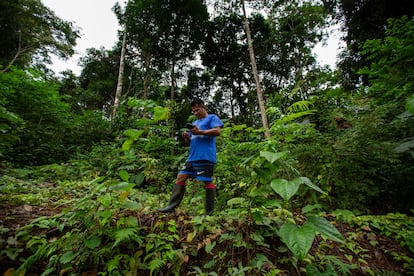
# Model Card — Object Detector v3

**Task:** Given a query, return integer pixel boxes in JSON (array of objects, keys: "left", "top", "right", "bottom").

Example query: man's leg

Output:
[
  {"left": 157, "top": 174, "right": 189, "bottom": 213},
  {"left": 205, "top": 182, "right": 216, "bottom": 216}
]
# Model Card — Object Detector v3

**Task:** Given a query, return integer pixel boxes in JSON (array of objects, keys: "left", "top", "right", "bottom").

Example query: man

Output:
[{"left": 158, "top": 99, "right": 224, "bottom": 215}]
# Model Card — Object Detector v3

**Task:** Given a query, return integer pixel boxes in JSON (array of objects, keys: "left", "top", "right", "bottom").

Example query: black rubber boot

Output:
[
  {"left": 205, "top": 188, "right": 215, "bottom": 216},
  {"left": 157, "top": 184, "right": 185, "bottom": 213}
]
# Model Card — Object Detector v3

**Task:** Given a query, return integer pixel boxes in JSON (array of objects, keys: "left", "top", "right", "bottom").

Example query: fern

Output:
[
  {"left": 112, "top": 227, "right": 139, "bottom": 248},
  {"left": 149, "top": 258, "right": 165, "bottom": 276},
  {"left": 281, "top": 109, "right": 316, "bottom": 123},
  {"left": 321, "top": 255, "right": 358, "bottom": 275},
  {"left": 287, "top": 100, "right": 314, "bottom": 113}
]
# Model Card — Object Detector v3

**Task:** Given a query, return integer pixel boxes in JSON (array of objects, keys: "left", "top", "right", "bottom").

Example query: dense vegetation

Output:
[{"left": 1, "top": 0, "right": 413, "bottom": 275}]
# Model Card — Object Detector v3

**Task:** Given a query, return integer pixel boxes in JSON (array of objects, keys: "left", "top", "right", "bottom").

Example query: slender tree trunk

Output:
[
  {"left": 143, "top": 50, "right": 152, "bottom": 100},
  {"left": 170, "top": 59, "right": 176, "bottom": 155},
  {"left": 112, "top": 31, "right": 127, "bottom": 119},
  {"left": 170, "top": 59, "right": 176, "bottom": 101},
  {"left": 241, "top": 0, "right": 270, "bottom": 138}
]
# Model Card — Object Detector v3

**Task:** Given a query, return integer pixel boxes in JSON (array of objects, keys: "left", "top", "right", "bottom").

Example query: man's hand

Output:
[
  {"left": 182, "top": 131, "right": 191, "bottom": 142},
  {"left": 190, "top": 126, "right": 221, "bottom": 137}
]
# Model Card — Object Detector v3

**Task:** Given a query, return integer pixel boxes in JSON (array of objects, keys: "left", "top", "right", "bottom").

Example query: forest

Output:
[{"left": 1, "top": 0, "right": 414, "bottom": 275}]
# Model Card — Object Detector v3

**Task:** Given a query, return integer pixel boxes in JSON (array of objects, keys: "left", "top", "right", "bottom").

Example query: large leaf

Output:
[
  {"left": 84, "top": 235, "right": 101, "bottom": 249},
  {"left": 121, "top": 139, "right": 133, "bottom": 151},
  {"left": 307, "top": 216, "right": 345, "bottom": 243},
  {"left": 110, "top": 182, "right": 136, "bottom": 192},
  {"left": 60, "top": 251, "right": 79, "bottom": 264},
  {"left": 279, "top": 222, "right": 315, "bottom": 260},
  {"left": 260, "top": 151, "right": 288, "bottom": 163},
  {"left": 123, "top": 129, "right": 144, "bottom": 140},
  {"left": 118, "top": 170, "right": 130, "bottom": 182},
  {"left": 270, "top": 178, "right": 300, "bottom": 201},
  {"left": 153, "top": 106, "right": 170, "bottom": 121},
  {"left": 291, "top": 177, "right": 327, "bottom": 195}
]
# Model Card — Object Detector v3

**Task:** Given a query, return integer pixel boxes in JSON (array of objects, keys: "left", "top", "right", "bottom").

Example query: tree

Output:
[
  {"left": 78, "top": 47, "right": 120, "bottom": 116},
  {"left": 202, "top": 13, "right": 251, "bottom": 121},
  {"left": 112, "top": 30, "right": 127, "bottom": 118},
  {"left": 335, "top": 0, "right": 414, "bottom": 89},
  {"left": 205, "top": 0, "right": 327, "bottom": 125},
  {"left": 0, "top": 0, "right": 79, "bottom": 71},
  {"left": 124, "top": 0, "right": 208, "bottom": 101},
  {"left": 241, "top": 0, "right": 270, "bottom": 137}
]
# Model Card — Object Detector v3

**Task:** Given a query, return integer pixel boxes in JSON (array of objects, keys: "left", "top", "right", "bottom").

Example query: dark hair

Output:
[{"left": 190, "top": 98, "right": 204, "bottom": 107}]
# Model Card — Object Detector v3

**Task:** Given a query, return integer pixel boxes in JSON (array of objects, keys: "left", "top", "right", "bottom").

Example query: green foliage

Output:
[
  {"left": 78, "top": 47, "right": 119, "bottom": 116},
  {"left": 359, "top": 16, "right": 414, "bottom": 103},
  {"left": 0, "top": 67, "right": 111, "bottom": 165},
  {"left": 2, "top": 130, "right": 414, "bottom": 275},
  {"left": 1, "top": 1, "right": 414, "bottom": 275},
  {"left": 354, "top": 213, "right": 414, "bottom": 254},
  {"left": 279, "top": 222, "right": 315, "bottom": 261},
  {"left": 0, "top": 0, "right": 79, "bottom": 70}
]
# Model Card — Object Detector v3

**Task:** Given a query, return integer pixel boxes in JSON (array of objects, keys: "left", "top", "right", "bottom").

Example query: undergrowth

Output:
[{"left": 1, "top": 162, "right": 413, "bottom": 275}]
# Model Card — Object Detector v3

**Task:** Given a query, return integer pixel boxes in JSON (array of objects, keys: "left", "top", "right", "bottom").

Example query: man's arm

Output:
[{"left": 191, "top": 126, "right": 221, "bottom": 137}]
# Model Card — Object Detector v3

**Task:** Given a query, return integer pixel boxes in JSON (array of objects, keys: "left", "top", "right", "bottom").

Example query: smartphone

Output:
[{"left": 186, "top": 123, "right": 195, "bottom": 129}]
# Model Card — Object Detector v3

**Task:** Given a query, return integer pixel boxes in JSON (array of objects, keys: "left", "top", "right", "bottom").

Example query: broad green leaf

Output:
[
  {"left": 153, "top": 106, "right": 170, "bottom": 121},
  {"left": 130, "top": 172, "right": 145, "bottom": 185},
  {"left": 122, "top": 139, "right": 134, "bottom": 151},
  {"left": 85, "top": 235, "right": 101, "bottom": 249},
  {"left": 279, "top": 222, "right": 315, "bottom": 260},
  {"left": 205, "top": 241, "right": 216, "bottom": 254},
  {"left": 118, "top": 170, "right": 129, "bottom": 182},
  {"left": 260, "top": 151, "right": 288, "bottom": 163},
  {"left": 291, "top": 177, "right": 326, "bottom": 195},
  {"left": 270, "top": 178, "right": 299, "bottom": 201},
  {"left": 307, "top": 216, "right": 345, "bottom": 243},
  {"left": 302, "top": 204, "right": 322, "bottom": 214},
  {"left": 123, "top": 129, "right": 144, "bottom": 140},
  {"left": 110, "top": 182, "right": 135, "bottom": 191},
  {"left": 60, "top": 251, "right": 78, "bottom": 264}
]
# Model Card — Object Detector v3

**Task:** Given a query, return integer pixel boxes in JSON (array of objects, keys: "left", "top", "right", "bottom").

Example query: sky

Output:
[
  {"left": 42, "top": 0, "right": 342, "bottom": 75},
  {"left": 42, "top": 0, "right": 121, "bottom": 75}
]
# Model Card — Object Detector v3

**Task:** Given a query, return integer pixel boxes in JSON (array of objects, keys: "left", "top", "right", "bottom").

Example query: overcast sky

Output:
[
  {"left": 41, "top": 0, "right": 341, "bottom": 75},
  {"left": 42, "top": 0, "right": 121, "bottom": 75}
]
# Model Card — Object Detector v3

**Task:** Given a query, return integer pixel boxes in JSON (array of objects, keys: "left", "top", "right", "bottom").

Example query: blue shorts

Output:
[{"left": 178, "top": 161, "right": 215, "bottom": 182}]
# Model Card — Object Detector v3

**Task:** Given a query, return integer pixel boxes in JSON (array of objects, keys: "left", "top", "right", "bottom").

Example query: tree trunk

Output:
[
  {"left": 241, "top": 0, "right": 270, "bottom": 138},
  {"left": 170, "top": 59, "right": 176, "bottom": 101},
  {"left": 112, "top": 31, "right": 127, "bottom": 119},
  {"left": 143, "top": 50, "right": 152, "bottom": 100},
  {"left": 170, "top": 59, "right": 176, "bottom": 155}
]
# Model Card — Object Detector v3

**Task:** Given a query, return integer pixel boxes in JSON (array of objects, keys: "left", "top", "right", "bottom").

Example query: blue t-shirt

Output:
[{"left": 187, "top": 114, "right": 224, "bottom": 164}]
